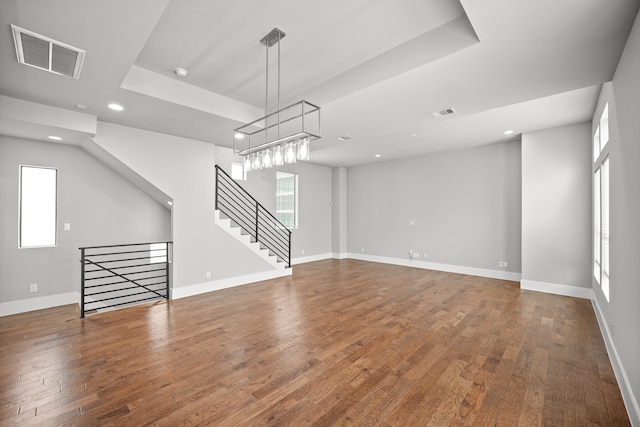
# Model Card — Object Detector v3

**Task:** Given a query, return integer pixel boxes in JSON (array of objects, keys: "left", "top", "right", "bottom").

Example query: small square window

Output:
[{"left": 231, "top": 162, "right": 245, "bottom": 181}]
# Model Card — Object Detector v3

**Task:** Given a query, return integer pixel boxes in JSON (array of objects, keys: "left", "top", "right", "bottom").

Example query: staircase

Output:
[
  {"left": 214, "top": 210, "right": 286, "bottom": 269},
  {"left": 215, "top": 165, "right": 291, "bottom": 269}
]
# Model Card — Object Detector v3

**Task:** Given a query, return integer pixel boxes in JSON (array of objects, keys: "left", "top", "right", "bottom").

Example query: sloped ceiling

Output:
[{"left": 0, "top": 0, "right": 638, "bottom": 166}]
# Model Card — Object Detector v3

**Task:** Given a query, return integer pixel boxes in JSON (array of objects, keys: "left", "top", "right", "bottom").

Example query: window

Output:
[
  {"left": 593, "top": 168, "right": 601, "bottom": 282},
  {"left": 601, "top": 157, "right": 610, "bottom": 300},
  {"left": 593, "top": 103, "right": 610, "bottom": 301},
  {"left": 600, "top": 103, "right": 609, "bottom": 149},
  {"left": 19, "top": 165, "right": 57, "bottom": 248},
  {"left": 231, "top": 162, "right": 245, "bottom": 181},
  {"left": 276, "top": 171, "right": 298, "bottom": 228},
  {"left": 593, "top": 126, "right": 600, "bottom": 162}
]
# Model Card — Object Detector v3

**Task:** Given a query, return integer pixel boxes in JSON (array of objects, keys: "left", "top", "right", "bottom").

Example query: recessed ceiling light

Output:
[
  {"left": 108, "top": 103, "right": 124, "bottom": 111},
  {"left": 76, "top": 104, "right": 86, "bottom": 110},
  {"left": 47, "top": 135, "right": 62, "bottom": 141},
  {"left": 504, "top": 129, "right": 514, "bottom": 135},
  {"left": 410, "top": 133, "right": 417, "bottom": 137},
  {"left": 174, "top": 68, "right": 188, "bottom": 78},
  {"left": 167, "top": 201, "right": 173, "bottom": 206},
  {"left": 375, "top": 154, "right": 382, "bottom": 158},
  {"left": 234, "top": 133, "right": 245, "bottom": 139}
]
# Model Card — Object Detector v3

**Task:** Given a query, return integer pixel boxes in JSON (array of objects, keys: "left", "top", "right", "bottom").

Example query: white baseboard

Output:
[
  {"left": 592, "top": 296, "right": 640, "bottom": 426},
  {"left": 171, "top": 268, "right": 292, "bottom": 300},
  {"left": 0, "top": 292, "right": 80, "bottom": 317},
  {"left": 347, "top": 253, "right": 522, "bottom": 282},
  {"left": 332, "top": 252, "right": 348, "bottom": 260},
  {"left": 291, "top": 253, "right": 333, "bottom": 265},
  {"left": 520, "top": 279, "right": 593, "bottom": 300}
]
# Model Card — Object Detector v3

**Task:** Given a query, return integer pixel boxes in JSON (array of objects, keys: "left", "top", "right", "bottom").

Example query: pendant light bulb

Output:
[{"left": 285, "top": 142, "right": 297, "bottom": 163}]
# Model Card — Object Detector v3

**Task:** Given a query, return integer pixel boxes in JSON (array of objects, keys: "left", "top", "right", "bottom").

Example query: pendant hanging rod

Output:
[{"left": 260, "top": 28, "right": 285, "bottom": 143}]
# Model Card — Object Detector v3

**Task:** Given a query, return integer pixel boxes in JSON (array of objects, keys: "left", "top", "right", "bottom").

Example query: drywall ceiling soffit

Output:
[
  {"left": 310, "top": 85, "right": 601, "bottom": 167},
  {"left": 122, "top": 0, "right": 475, "bottom": 126},
  {"left": 134, "top": 0, "right": 467, "bottom": 108},
  {"left": 0, "top": 95, "right": 97, "bottom": 145}
]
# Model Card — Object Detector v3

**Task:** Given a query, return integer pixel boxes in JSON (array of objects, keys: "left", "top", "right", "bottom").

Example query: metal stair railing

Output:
[
  {"left": 215, "top": 165, "right": 291, "bottom": 268},
  {"left": 79, "top": 241, "right": 172, "bottom": 317}
]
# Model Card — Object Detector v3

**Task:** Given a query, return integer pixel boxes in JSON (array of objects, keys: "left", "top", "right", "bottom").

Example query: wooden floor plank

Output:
[{"left": 0, "top": 259, "right": 630, "bottom": 426}]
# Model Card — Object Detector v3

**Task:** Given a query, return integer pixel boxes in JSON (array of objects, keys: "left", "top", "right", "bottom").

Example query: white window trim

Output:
[
  {"left": 593, "top": 103, "right": 610, "bottom": 302},
  {"left": 19, "top": 165, "right": 58, "bottom": 248}
]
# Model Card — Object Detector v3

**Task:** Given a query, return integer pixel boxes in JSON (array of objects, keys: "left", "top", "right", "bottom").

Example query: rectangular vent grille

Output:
[
  {"left": 430, "top": 108, "right": 457, "bottom": 118},
  {"left": 11, "top": 25, "right": 84, "bottom": 79}
]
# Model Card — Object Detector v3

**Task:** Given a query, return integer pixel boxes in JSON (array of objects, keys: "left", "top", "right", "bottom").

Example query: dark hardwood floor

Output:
[{"left": 0, "top": 259, "right": 630, "bottom": 426}]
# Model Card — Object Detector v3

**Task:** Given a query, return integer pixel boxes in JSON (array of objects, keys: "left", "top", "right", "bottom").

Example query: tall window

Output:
[
  {"left": 19, "top": 165, "right": 57, "bottom": 248},
  {"left": 601, "top": 158, "right": 610, "bottom": 300},
  {"left": 276, "top": 171, "right": 298, "bottom": 228},
  {"left": 593, "top": 168, "right": 601, "bottom": 281},
  {"left": 593, "top": 103, "right": 610, "bottom": 301}
]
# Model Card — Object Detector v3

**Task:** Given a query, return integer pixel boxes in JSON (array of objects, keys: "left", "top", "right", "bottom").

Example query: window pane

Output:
[
  {"left": 593, "top": 126, "right": 600, "bottom": 162},
  {"left": 231, "top": 162, "right": 245, "bottom": 180},
  {"left": 594, "top": 168, "right": 601, "bottom": 282},
  {"left": 600, "top": 104, "right": 609, "bottom": 149},
  {"left": 602, "top": 157, "right": 610, "bottom": 301},
  {"left": 276, "top": 171, "right": 297, "bottom": 228},
  {"left": 20, "top": 166, "right": 57, "bottom": 247}
]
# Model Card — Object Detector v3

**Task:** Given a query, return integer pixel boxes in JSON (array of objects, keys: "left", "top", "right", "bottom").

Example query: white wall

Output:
[
  {"left": 331, "top": 167, "right": 348, "bottom": 257},
  {"left": 593, "top": 10, "right": 640, "bottom": 424},
  {"left": 521, "top": 122, "right": 592, "bottom": 295},
  {"left": 93, "top": 123, "right": 277, "bottom": 291},
  {"left": 347, "top": 140, "right": 522, "bottom": 276},
  {"left": 0, "top": 136, "right": 171, "bottom": 312}
]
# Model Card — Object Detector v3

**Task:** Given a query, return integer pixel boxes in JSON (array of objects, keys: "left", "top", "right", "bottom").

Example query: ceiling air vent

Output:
[
  {"left": 430, "top": 108, "right": 457, "bottom": 118},
  {"left": 11, "top": 25, "right": 85, "bottom": 79},
  {"left": 337, "top": 135, "right": 354, "bottom": 141}
]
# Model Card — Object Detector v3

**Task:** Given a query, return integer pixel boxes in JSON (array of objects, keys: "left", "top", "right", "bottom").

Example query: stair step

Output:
[{"left": 215, "top": 209, "right": 287, "bottom": 270}]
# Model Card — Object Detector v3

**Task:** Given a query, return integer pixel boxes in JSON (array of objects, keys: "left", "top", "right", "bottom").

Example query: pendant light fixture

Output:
[{"left": 233, "top": 28, "right": 321, "bottom": 171}]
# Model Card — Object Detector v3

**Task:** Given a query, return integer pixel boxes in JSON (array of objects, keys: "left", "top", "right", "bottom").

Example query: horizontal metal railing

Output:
[
  {"left": 79, "top": 241, "right": 172, "bottom": 318},
  {"left": 215, "top": 165, "right": 291, "bottom": 267}
]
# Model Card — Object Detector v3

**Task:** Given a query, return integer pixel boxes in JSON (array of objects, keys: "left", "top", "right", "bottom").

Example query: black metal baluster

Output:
[{"left": 80, "top": 248, "right": 85, "bottom": 318}]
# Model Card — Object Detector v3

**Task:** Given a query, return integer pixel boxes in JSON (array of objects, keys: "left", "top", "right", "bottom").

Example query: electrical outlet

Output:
[
  {"left": 301, "top": 249, "right": 305, "bottom": 255},
  {"left": 413, "top": 252, "right": 420, "bottom": 258},
  {"left": 206, "top": 271, "right": 211, "bottom": 279},
  {"left": 424, "top": 253, "right": 428, "bottom": 259},
  {"left": 608, "top": 318, "right": 615, "bottom": 336},
  {"left": 409, "top": 219, "right": 416, "bottom": 226},
  {"left": 29, "top": 283, "right": 38, "bottom": 293},
  {"left": 499, "top": 261, "right": 504, "bottom": 267},
  {"left": 503, "top": 261, "right": 508, "bottom": 268},
  {"left": 361, "top": 247, "right": 365, "bottom": 252}
]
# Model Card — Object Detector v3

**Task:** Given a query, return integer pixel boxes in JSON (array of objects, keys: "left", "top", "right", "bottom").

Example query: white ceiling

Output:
[{"left": 0, "top": 0, "right": 638, "bottom": 167}]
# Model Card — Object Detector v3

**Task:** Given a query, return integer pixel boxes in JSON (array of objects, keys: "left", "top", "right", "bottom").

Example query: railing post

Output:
[
  {"left": 80, "top": 248, "right": 85, "bottom": 318},
  {"left": 215, "top": 166, "right": 219, "bottom": 211},
  {"left": 164, "top": 242, "right": 171, "bottom": 299},
  {"left": 288, "top": 231, "right": 291, "bottom": 268},
  {"left": 255, "top": 204, "right": 260, "bottom": 242}
]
